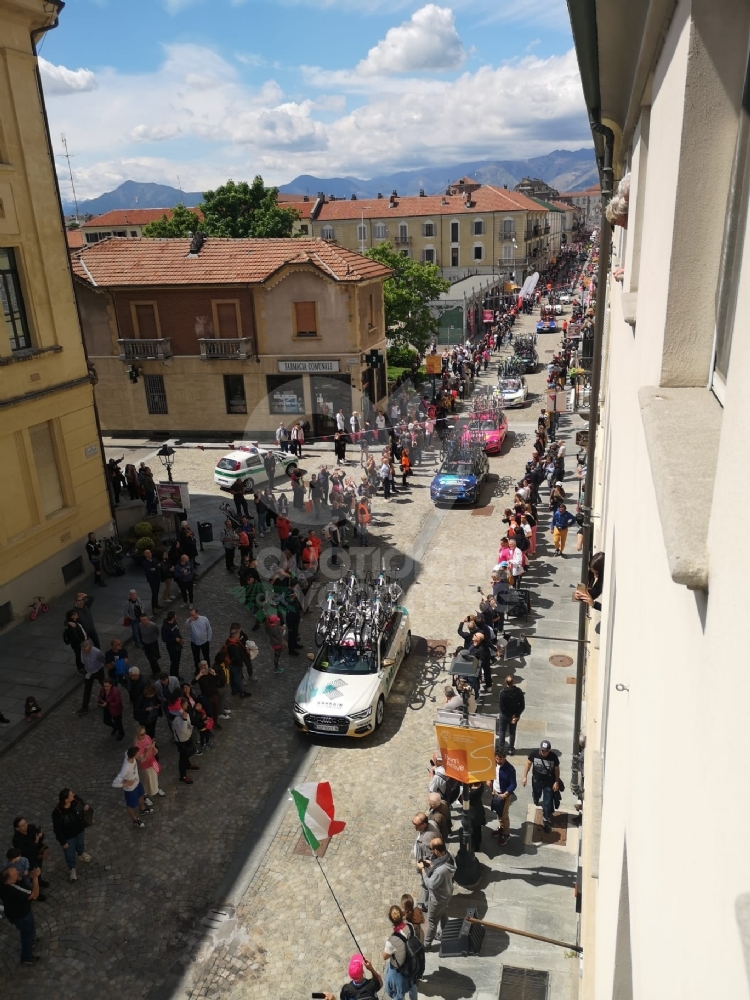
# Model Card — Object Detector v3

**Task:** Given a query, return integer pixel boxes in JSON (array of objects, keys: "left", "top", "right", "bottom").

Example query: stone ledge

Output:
[
  {"left": 0, "top": 344, "right": 62, "bottom": 366},
  {"left": 639, "top": 386, "right": 721, "bottom": 589}
]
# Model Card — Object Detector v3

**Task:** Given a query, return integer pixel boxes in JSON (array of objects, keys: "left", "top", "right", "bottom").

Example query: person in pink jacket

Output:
[{"left": 97, "top": 679, "right": 124, "bottom": 740}]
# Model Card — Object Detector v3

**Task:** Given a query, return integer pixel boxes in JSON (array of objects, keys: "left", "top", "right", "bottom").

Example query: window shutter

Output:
[
  {"left": 134, "top": 304, "right": 158, "bottom": 339},
  {"left": 295, "top": 301, "right": 317, "bottom": 336},
  {"left": 29, "top": 422, "right": 64, "bottom": 516},
  {"left": 216, "top": 303, "right": 239, "bottom": 338}
]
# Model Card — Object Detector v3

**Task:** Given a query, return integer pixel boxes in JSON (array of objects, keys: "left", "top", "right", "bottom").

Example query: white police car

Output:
[{"left": 213, "top": 444, "right": 298, "bottom": 491}]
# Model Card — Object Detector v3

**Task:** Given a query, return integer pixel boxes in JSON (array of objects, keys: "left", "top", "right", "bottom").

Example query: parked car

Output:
[
  {"left": 293, "top": 606, "right": 411, "bottom": 737},
  {"left": 213, "top": 445, "right": 297, "bottom": 491}
]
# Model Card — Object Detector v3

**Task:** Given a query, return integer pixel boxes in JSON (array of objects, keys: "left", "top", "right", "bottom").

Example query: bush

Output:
[
  {"left": 135, "top": 536, "right": 155, "bottom": 553},
  {"left": 134, "top": 521, "right": 154, "bottom": 538},
  {"left": 386, "top": 344, "right": 420, "bottom": 368}
]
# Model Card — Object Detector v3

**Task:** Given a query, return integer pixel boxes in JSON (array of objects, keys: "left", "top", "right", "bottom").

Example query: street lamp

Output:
[{"left": 157, "top": 444, "right": 175, "bottom": 482}]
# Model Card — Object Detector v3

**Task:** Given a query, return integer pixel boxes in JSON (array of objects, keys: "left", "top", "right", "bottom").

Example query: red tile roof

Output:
[
  {"left": 278, "top": 196, "right": 314, "bottom": 219},
  {"left": 549, "top": 200, "right": 574, "bottom": 212},
  {"left": 81, "top": 208, "right": 203, "bottom": 229},
  {"left": 66, "top": 228, "right": 85, "bottom": 249},
  {"left": 70, "top": 237, "right": 391, "bottom": 287},
  {"left": 559, "top": 185, "right": 601, "bottom": 198},
  {"left": 314, "top": 185, "right": 543, "bottom": 221}
]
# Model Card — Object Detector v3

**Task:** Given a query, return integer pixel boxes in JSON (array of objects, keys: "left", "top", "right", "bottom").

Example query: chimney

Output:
[
  {"left": 419, "top": 188, "right": 425, "bottom": 197},
  {"left": 351, "top": 194, "right": 357, "bottom": 200},
  {"left": 377, "top": 193, "right": 383, "bottom": 199},
  {"left": 187, "top": 231, "right": 206, "bottom": 256},
  {"left": 441, "top": 197, "right": 448, "bottom": 206},
  {"left": 392, "top": 189, "right": 398, "bottom": 197},
  {"left": 303, "top": 195, "right": 309, "bottom": 201}
]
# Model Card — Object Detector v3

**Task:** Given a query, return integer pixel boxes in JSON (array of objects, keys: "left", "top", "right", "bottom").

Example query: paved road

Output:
[{"left": 0, "top": 318, "right": 583, "bottom": 1000}]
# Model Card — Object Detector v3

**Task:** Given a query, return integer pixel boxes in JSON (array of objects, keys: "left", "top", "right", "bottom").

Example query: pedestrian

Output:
[
  {"left": 263, "top": 451, "right": 277, "bottom": 490},
  {"left": 173, "top": 699, "right": 199, "bottom": 784},
  {"left": 309, "top": 474, "right": 323, "bottom": 518},
  {"left": 497, "top": 674, "right": 525, "bottom": 754},
  {"left": 382, "top": 905, "right": 420, "bottom": 1000},
  {"left": 412, "top": 812, "right": 441, "bottom": 878},
  {"left": 12, "top": 818, "right": 49, "bottom": 885},
  {"left": 333, "top": 953, "right": 382, "bottom": 1000},
  {"left": 224, "top": 630, "right": 252, "bottom": 699},
  {"left": 275, "top": 421, "right": 289, "bottom": 453},
  {"left": 355, "top": 496, "right": 371, "bottom": 546},
  {"left": 161, "top": 611, "right": 183, "bottom": 676},
  {"left": 334, "top": 431, "right": 347, "bottom": 464},
  {"left": 98, "top": 678, "right": 125, "bottom": 740},
  {"left": 265, "top": 614, "right": 287, "bottom": 674},
  {"left": 284, "top": 595, "right": 302, "bottom": 656},
  {"left": 173, "top": 554, "right": 195, "bottom": 607},
  {"left": 427, "top": 791, "right": 451, "bottom": 841},
  {"left": 195, "top": 659, "right": 224, "bottom": 722},
  {"left": 139, "top": 614, "right": 162, "bottom": 677},
  {"left": 507, "top": 538, "right": 525, "bottom": 588},
  {"left": 318, "top": 465, "right": 330, "bottom": 505},
  {"left": 324, "top": 518, "right": 341, "bottom": 567},
  {"left": 179, "top": 524, "right": 199, "bottom": 571},
  {"left": 141, "top": 548, "right": 161, "bottom": 613},
  {"left": 380, "top": 458, "right": 391, "bottom": 501},
  {"left": 418, "top": 838, "right": 455, "bottom": 949},
  {"left": 522, "top": 739, "right": 561, "bottom": 833},
  {"left": 51, "top": 788, "right": 92, "bottom": 882},
  {"left": 187, "top": 608, "right": 212, "bottom": 669},
  {"left": 112, "top": 746, "right": 152, "bottom": 828},
  {"left": 400, "top": 447, "right": 411, "bottom": 489},
  {"left": 134, "top": 681, "right": 161, "bottom": 738},
  {"left": 104, "top": 638, "right": 129, "bottom": 686},
  {"left": 85, "top": 532, "right": 107, "bottom": 587},
  {"left": 470, "top": 630, "right": 492, "bottom": 693},
  {"left": 73, "top": 591, "right": 100, "bottom": 649},
  {"left": 78, "top": 641, "right": 105, "bottom": 715},
  {"left": 63, "top": 610, "right": 87, "bottom": 674},
  {"left": 401, "top": 893, "right": 425, "bottom": 944},
  {"left": 158, "top": 550, "right": 174, "bottom": 604},
  {"left": 24, "top": 696, "right": 42, "bottom": 721},
  {"left": 488, "top": 746, "right": 517, "bottom": 845},
  {"left": 0, "top": 866, "right": 41, "bottom": 965},
  {"left": 291, "top": 421, "right": 304, "bottom": 457},
  {"left": 229, "top": 479, "right": 250, "bottom": 518},
  {"left": 124, "top": 590, "right": 144, "bottom": 648},
  {"left": 551, "top": 503, "right": 577, "bottom": 556},
  {"left": 134, "top": 725, "right": 165, "bottom": 799},
  {"left": 467, "top": 780, "right": 486, "bottom": 851}
]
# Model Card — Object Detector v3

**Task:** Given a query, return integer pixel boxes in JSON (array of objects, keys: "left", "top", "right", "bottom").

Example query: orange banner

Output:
[
  {"left": 425, "top": 355, "right": 442, "bottom": 375},
  {"left": 435, "top": 723, "right": 496, "bottom": 783}
]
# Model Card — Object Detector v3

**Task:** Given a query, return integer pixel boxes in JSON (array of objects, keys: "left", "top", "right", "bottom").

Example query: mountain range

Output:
[{"left": 62, "top": 148, "right": 596, "bottom": 216}]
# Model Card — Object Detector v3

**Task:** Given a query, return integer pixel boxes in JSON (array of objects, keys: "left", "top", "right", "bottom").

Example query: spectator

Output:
[
  {"left": 551, "top": 503, "right": 577, "bottom": 557},
  {"left": 427, "top": 791, "right": 451, "bottom": 841},
  {"left": 12, "top": 818, "right": 49, "bottom": 886},
  {"left": 187, "top": 608, "right": 212, "bottom": 670},
  {"left": 24, "top": 697, "right": 42, "bottom": 722},
  {"left": 195, "top": 659, "right": 224, "bottom": 722},
  {"left": 51, "top": 788, "right": 92, "bottom": 882},
  {"left": 63, "top": 610, "right": 87, "bottom": 674},
  {"left": 111, "top": 746, "right": 152, "bottom": 828},
  {"left": 159, "top": 550, "right": 174, "bottom": 605},
  {"left": 522, "top": 740, "right": 561, "bottom": 833},
  {"left": 467, "top": 781, "right": 486, "bottom": 851},
  {"left": 265, "top": 615, "right": 287, "bottom": 674},
  {"left": 98, "top": 679, "right": 125, "bottom": 740},
  {"left": 173, "top": 555, "right": 195, "bottom": 607},
  {"left": 161, "top": 611, "right": 183, "bottom": 676},
  {"left": 85, "top": 532, "right": 107, "bottom": 588},
  {"left": 173, "top": 699, "right": 199, "bottom": 785},
  {"left": 220, "top": 519, "right": 238, "bottom": 571},
  {"left": 124, "top": 590, "right": 144, "bottom": 648},
  {"left": 134, "top": 725, "right": 165, "bottom": 800},
  {"left": 78, "top": 641, "right": 105, "bottom": 715},
  {"left": 134, "top": 682, "right": 161, "bottom": 739},
  {"left": 0, "top": 866, "right": 40, "bottom": 965},
  {"left": 488, "top": 746, "right": 517, "bottom": 845},
  {"left": 382, "top": 905, "right": 419, "bottom": 1000},
  {"left": 142, "top": 549, "right": 161, "bottom": 613},
  {"left": 104, "top": 638, "right": 129, "bottom": 685},
  {"left": 139, "top": 615, "right": 162, "bottom": 677},
  {"left": 73, "top": 592, "right": 100, "bottom": 649},
  {"left": 418, "top": 839, "right": 455, "bottom": 949},
  {"left": 497, "top": 675, "right": 525, "bottom": 755}
]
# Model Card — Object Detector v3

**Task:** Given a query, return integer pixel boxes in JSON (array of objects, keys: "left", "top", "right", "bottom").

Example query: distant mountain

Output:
[
  {"left": 279, "top": 148, "right": 597, "bottom": 199},
  {"left": 63, "top": 180, "right": 203, "bottom": 217}
]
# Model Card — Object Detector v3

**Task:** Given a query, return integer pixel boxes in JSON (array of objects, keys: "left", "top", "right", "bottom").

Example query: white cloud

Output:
[
  {"left": 38, "top": 57, "right": 97, "bottom": 95},
  {"left": 236, "top": 52, "right": 267, "bottom": 67},
  {"left": 129, "top": 123, "right": 182, "bottom": 142},
  {"left": 357, "top": 4, "right": 465, "bottom": 74}
]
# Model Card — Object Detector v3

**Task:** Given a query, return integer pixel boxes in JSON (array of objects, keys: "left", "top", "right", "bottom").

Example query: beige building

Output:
[
  {"left": 72, "top": 237, "right": 391, "bottom": 438},
  {"left": 81, "top": 208, "right": 194, "bottom": 244},
  {"left": 307, "top": 184, "right": 549, "bottom": 282},
  {"left": 0, "top": 0, "right": 111, "bottom": 625},
  {"left": 569, "top": 0, "right": 750, "bottom": 997},
  {"left": 559, "top": 184, "right": 601, "bottom": 227}
]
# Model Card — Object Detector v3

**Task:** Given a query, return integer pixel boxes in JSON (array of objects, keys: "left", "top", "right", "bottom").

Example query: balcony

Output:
[
  {"left": 501, "top": 230, "right": 516, "bottom": 240},
  {"left": 394, "top": 236, "right": 412, "bottom": 246},
  {"left": 118, "top": 338, "right": 172, "bottom": 361},
  {"left": 198, "top": 337, "right": 254, "bottom": 360},
  {"left": 544, "top": 225, "right": 551, "bottom": 234}
]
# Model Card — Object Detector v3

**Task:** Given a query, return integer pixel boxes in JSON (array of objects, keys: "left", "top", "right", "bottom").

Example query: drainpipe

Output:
[{"left": 570, "top": 118, "right": 614, "bottom": 795}]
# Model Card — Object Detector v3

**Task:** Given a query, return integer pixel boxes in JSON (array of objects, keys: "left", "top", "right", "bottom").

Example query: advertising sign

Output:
[
  {"left": 434, "top": 722, "right": 496, "bottom": 783},
  {"left": 278, "top": 360, "right": 340, "bottom": 373},
  {"left": 425, "top": 355, "right": 442, "bottom": 375},
  {"left": 482, "top": 309, "right": 494, "bottom": 324},
  {"left": 546, "top": 391, "right": 569, "bottom": 414},
  {"left": 157, "top": 481, "right": 190, "bottom": 514}
]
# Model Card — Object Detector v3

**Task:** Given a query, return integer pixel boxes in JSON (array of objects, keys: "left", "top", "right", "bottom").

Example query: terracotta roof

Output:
[
  {"left": 549, "top": 200, "right": 574, "bottom": 212},
  {"left": 81, "top": 208, "right": 202, "bottom": 229},
  {"left": 559, "top": 185, "right": 601, "bottom": 198},
  {"left": 315, "top": 186, "right": 543, "bottom": 221},
  {"left": 66, "top": 228, "right": 85, "bottom": 249},
  {"left": 278, "top": 196, "right": 314, "bottom": 219},
  {"left": 70, "top": 237, "right": 392, "bottom": 288}
]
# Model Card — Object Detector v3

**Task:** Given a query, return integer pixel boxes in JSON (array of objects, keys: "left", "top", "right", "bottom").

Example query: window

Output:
[
  {"left": 132, "top": 302, "right": 159, "bottom": 339},
  {"left": 423, "top": 248, "right": 435, "bottom": 263},
  {"left": 294, "top": 301, "right": 318, "bottom": 338},
  {"left": 451, "top": 247, "right": 459, "bottom": 267},
  {"left": 85, "top": 233, "right": 99, "bottom": 244},
  {"left": 321, "top": 226, "right": 334, "bottom": 240},
  {"left": 450, "top": 221, "right": 459, "bottom": 243},
  {"left": 113, "top": 230, "right": 127, "bottom": 237},
  {"left": 130, "top": 231, "right": 138, "bottom": 237},
  {"left": 357, "top": 224, "right": 368, "bottom": 241},
  {"left": 422, "top": 222, "right": 435, "bottom": 237},
  {"left": 373, "top": 223, "right": 387, "bottom": 239},
  {"left": 299, "top": 224, "right": 309, "bottom": 235},
  {"left": 213, "top": 300, "right": 240, "bottom": 338},
  {"left": 267, "top": 374, "right": 305, "bottom": 414},
  {"left": 473, "top": 219, "right": 484, "bottom": 236},
  {"left": 29, "top": 421, "right": 64, "bottom": 516},
  {"left": 224, "top": 374, "right": 247, "bottom": 414},
  {"left": 0, "top": 247, "right": 31, "bottom": 351},
  {"left": 398, "top": 223, "right": 408, "bottom": 239},
  {"left": 367, "top": 293, "right": 375, "bottom": 328},
  {"left": 144, "top": 374, "right": 168, "bottom": 414},
  {"left": 502, "top": 218, "right": 515, "bottom": 237},
  {"left": 503, "top": 245, "right": 514, "bottom": 261},
  {"left": 473, "top": 244, "right": 484, "bottom": 261}
]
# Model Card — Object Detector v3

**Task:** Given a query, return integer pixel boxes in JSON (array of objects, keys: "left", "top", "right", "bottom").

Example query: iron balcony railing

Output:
[
  {"left": 394, "top": 236, "right": 412, "bottom": 246},
  {"left": 501, "top": 230, "right": 516, "bottom": 240},
  {"left": 118, "top": 338, "right": 172, "bottom": 361},
  {"left": 198, "top": 337, "right": 254, "bottom": 360}
]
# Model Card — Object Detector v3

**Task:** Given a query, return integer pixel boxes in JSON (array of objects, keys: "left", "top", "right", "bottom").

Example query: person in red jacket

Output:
[{"left": 97, "top": 679, "right": 124, "bottom": 740}]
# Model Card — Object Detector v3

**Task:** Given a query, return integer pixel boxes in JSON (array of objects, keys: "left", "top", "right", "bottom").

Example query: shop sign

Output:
[{"left": 277, "top": 360, "right": 340, "bottom": 373}]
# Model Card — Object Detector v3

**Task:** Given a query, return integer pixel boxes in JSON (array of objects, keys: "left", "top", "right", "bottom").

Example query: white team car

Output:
[
  {"left": 497, "top": 377, "right": 529, "bottom": 408},
  {"left": 213, "top": 444, "right": 298, "bottom": 491},
  {"left": 293, "top": 607, "right": 411, "bottom": 737}
]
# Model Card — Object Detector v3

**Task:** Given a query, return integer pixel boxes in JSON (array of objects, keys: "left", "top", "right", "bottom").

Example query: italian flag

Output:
[{"left": 291, "top": 782, "right": 346, "bottom": 851}]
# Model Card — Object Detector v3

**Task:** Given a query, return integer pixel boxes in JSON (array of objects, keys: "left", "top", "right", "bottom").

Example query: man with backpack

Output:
[
  {"left": 382, "top": 903, "right": 424, "bottom": 999},
  {"left": 418, "top": 839, "right": 456, "bottom": 950}
]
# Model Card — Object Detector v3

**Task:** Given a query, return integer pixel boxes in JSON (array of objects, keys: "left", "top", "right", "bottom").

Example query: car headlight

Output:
[
  {"left": 293, "top": 702, "right": 305, "bottom": 715},
  {"left": 349, "top": 707, "right": 373, "bottom": 721}
]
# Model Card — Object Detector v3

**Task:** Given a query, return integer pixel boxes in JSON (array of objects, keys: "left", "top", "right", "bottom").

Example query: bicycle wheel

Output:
[{"left": 101, "top": 549, "right": 115, "bottom": 576}]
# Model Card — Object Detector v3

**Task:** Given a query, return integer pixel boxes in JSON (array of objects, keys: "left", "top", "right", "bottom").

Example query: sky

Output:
[{"left": 38, "top": 0, "right": 589, "bottom": 201}]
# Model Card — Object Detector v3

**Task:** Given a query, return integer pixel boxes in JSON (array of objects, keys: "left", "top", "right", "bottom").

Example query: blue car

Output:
[{"left": 430, "top": 452, "right": 490, "bottom": 506}]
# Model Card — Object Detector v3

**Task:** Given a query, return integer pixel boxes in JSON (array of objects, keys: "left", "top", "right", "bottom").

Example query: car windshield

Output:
[
  {"left": 468, "top": 419, "right": 496, "bottom": 431},
  {"left": 442, "top": 462, "right": 474, "bottom": 476},
  {"left": 317, "top": 643, "right": 376, "bottom": 675},
  {"left": 217, "top": 458, "right": 239, "bottom": 471},
  {"left": 500, "top": 380, "right": 521, "bottom": 392}
]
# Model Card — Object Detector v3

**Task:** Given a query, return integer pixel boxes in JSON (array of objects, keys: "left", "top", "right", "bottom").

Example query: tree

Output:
[
  {"left": 142, "top": 177, "right": 299, "bottom": 240},
  {"left": 364, "top": 243, "right": 449, "bottom": 354},
  {"left": 142, "top": 204, "right": 203, "bottom": 238}
]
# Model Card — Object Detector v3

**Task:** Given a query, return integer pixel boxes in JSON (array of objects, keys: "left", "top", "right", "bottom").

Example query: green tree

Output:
[
  {"left": 200, "top": 177, "right": 299, "bottom": 238},
  {"left": 142, "top": 203, "right": 203, "bottom": 237},
  {"left": 364, "top": 243, "right": 449, "bottom": 354},
  {"left": 142, "top": 177, "right": 300, "bottom": 240}
]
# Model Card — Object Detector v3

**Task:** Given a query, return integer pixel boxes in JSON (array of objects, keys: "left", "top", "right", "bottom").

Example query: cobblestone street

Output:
[{"left": 0, "top": 313, "right": 583, "bottom": 1000}]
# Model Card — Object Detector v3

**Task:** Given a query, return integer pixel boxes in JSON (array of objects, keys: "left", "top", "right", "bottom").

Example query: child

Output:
[
  {"left": 24, "top": 696, "right": 42, "bottom": 722},
  {"left": 277, "top": 493, "right": 288, "bottom": 516},
  {"left": 401, "top": 893, "right": 425, "bottom": 943},
  {"left": 194, "top": 702, "right": 214, "bottom": 749}
]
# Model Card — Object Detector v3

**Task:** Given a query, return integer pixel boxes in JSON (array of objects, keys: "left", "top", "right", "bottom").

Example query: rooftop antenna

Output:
[
  {"left": 359, "top": 208, "right": 366, "bottom": 253},
  {"left": 177, "top": 175, "right": 184, "bottom": 204},
  {"left": 57, "top": 133, "right": 80, "bottom": 223}
]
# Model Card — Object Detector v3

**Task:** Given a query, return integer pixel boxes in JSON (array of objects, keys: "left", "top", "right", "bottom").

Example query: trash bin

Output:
[{"left": 198, "top": 521, "right": 213, "bottom": 544}]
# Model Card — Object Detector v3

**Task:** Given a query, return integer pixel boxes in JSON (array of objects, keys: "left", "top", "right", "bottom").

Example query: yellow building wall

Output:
[{"left": 0, "top": 0, "right": 111, "bottom": 622}]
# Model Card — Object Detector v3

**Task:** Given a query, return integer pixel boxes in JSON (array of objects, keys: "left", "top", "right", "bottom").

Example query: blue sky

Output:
[{"left": 39, "top": 0, "right": 589, "bottom": 199}]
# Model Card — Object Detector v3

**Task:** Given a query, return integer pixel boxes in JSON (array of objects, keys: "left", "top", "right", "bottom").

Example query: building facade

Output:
[
  {"left": 81, "top": 208, "right": 195, "bottom": 244},
  {"left": 0, "top": 0, "right": 111, "bottom": 625},
  {"left": 72, "top": 237, "right": 391, "bottom": 439},
  {"left": 307, "top": 185, "right": 549, "bottom": 283},
  {"left": 558, "top": 184, "right": 601, "bottom": 227},
  {"left": 568, "top": 0, "right": 750, "bottom": 997}
]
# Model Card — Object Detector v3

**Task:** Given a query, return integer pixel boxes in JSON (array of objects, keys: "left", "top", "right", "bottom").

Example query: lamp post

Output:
[{"left": 157, "top": 444, "right": 183, "bottom": 538}]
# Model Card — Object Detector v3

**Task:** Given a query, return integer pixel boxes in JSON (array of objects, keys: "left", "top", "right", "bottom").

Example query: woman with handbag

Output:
[
  {"left": 134, "top": 725, "right": 165, "bottom": 800},
  {"left": 51, "top": 789, "right": 92, "bottom": 882}
]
